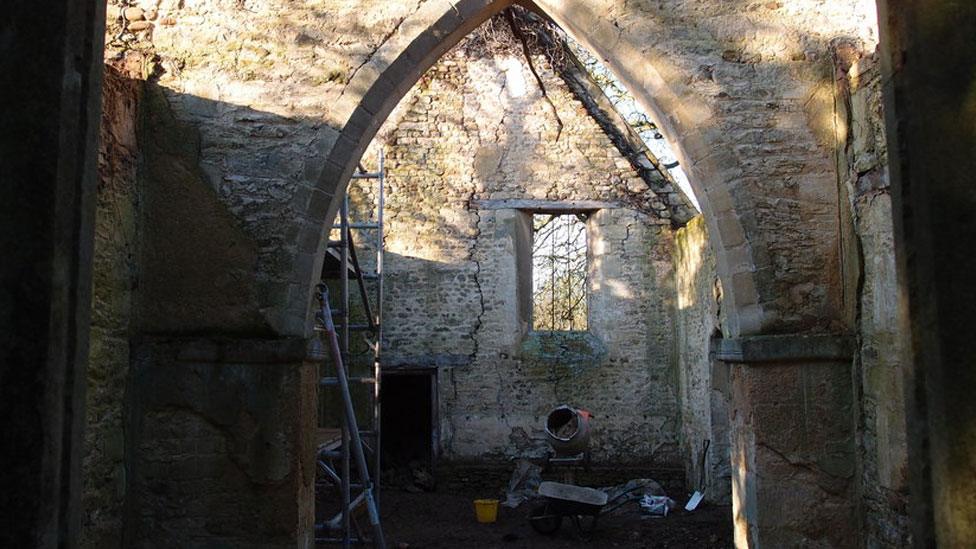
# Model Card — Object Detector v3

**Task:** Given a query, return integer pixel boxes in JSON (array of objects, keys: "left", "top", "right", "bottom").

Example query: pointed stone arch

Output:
[{"left": 305, "top": 0, "right": 765, "bottom": 337}]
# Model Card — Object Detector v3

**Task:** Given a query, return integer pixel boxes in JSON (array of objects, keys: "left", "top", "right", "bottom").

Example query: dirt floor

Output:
[
  {"left": 316, "top": 464, "right": 732, "bottom": 548},
  {"left": 381, "top": 488, "right": 733, "bottom": 548}
]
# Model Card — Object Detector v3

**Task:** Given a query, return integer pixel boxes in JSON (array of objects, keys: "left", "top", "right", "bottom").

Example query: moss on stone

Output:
[{"left": 520, "top": 331, "right": 608, "bottom": 376}]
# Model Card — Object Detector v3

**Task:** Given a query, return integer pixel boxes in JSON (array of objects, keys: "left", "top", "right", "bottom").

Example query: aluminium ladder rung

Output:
[
  {"left": 322, "top": 493, "right": 369, "bottom": 529},
  {"left": 320, "top": 376, "right": 377, "bottom": 386},
  {"left": 318, "top": 436, "right": 375, "bottom": 459},
  {"left": 316, "top": 464, "right": 364, "bottom": 490},
  {"left": 318, "top": 436, "right": 377, "bottom": 459},
  {"left": 318, "top": 478, "right": 366, "bottom": 491},
  {"left": 331, "top": 309, "right": 379, "bottom": 319},
  {"left": 315, "top": 537, "right": 373, "bottom": 546},
  {"left": 332, "top": 222, "right": 380, "bottom": 230},
  {"left": 314, "top": 323, "right": 375, "bottom": 333}
]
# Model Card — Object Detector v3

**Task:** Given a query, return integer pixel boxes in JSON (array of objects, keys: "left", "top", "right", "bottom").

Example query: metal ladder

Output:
[{"left": 314, "top": 152, "right": 386, "bottom": 547}]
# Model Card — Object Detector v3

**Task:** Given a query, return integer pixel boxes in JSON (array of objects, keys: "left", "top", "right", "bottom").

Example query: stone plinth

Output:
[{"left": 125, "top": 337, "right": 316, "bottom": 548}]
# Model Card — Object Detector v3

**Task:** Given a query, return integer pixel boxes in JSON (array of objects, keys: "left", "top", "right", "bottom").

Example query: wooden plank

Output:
[{"left": 470, "top": 199, "right": 620, "bottom": 212}]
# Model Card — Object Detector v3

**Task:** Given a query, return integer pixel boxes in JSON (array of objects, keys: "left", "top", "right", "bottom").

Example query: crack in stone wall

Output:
[
  {"left": 466, "top": 195, "right": 487, "bottom": 365},
  {"left": 339, "top": 0, "right": 428, "bottom": 102}
]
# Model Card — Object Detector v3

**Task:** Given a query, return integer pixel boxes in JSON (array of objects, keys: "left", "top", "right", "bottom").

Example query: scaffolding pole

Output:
[
  {"left": 316, "top": 285, "right": 385, "bottom": 548},
  {"left": 315, "top": 151, "right": 386, "bottom": 548}
]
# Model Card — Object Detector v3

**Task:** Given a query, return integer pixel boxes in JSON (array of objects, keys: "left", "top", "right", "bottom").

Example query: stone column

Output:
[
  {"left": 0, "top": 1, "right": 106, "bottom": 546},
  {"left": 715, "top": 335, "right": 857, "bottom": 548},
  {"left": 124, "top": 337, "right": 317, "bottom": 548}
]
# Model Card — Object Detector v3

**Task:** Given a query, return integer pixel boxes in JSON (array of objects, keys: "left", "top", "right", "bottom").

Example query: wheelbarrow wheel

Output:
[
  {"left": 570, "top": 514, "right": 599, "bottom": 540},
  {"left": 529, "top": 504, "right": 562, "bottom": 535}
]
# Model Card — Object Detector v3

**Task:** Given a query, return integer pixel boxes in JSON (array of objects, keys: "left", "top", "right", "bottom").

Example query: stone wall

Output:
[
  {"left": 84, "top": 65, "right": 143, "bottom": 548},
  {"left": 673, "top": 215, "right": 731, "bottom": 503},
  {"left": 355, "top": 23, "right": 686, "bottom": 464},
  {"left": 834, "top": 45, "right": 911, "bottom": 547}
]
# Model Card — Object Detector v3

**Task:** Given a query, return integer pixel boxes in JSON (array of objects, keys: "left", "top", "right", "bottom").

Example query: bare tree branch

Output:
[{"left": 505, "top": 8, "right": 564, "bottom": 141}]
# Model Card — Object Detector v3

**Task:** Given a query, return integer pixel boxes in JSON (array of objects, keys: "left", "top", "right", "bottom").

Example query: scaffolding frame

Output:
[{"left": 315, "top": 151, "right": 386, "bottom": 548}]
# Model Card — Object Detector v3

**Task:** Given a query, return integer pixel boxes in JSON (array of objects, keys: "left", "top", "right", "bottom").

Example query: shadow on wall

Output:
[
  {"left": 108, "top": 0, "right": 874, "bottom": 338},
  {"left": 135, "top": 84, "right": 277, "bottom": 335},
  {"left": 86, "top": 77, "right": 331, "bottom": 547}
]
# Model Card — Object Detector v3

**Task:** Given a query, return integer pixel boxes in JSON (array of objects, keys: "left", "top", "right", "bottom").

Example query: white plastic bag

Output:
[{"left": 639, "top": 495, "right": 676, "bottom": 517}]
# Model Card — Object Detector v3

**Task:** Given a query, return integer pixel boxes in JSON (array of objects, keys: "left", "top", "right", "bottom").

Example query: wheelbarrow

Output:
[{"left": 528, "top": 481, "right": 638, "bottom": 539}]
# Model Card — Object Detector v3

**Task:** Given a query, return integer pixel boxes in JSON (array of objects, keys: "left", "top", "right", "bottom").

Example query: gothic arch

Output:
[{"left": 306, "top": 0, "right": 768, "bottom": 337}]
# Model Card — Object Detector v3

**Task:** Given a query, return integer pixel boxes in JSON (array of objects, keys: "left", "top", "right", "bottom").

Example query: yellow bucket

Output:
[{"left": 473, "top": 499, "right": 499, "bottom": 523}]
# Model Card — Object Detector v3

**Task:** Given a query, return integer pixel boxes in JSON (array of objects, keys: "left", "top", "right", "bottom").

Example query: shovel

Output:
[{"left": 685, "top": 439, "right": 710, "bottom": 511}]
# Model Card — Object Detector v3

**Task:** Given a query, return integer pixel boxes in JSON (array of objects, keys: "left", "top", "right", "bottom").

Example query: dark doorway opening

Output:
[{"left": 381, "top": 370, "right": 437, "bottom": 473}]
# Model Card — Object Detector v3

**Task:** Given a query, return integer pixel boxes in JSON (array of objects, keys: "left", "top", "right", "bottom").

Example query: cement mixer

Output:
[{"left": 544, "top": 405, "right": 593, "bottom": 457}]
